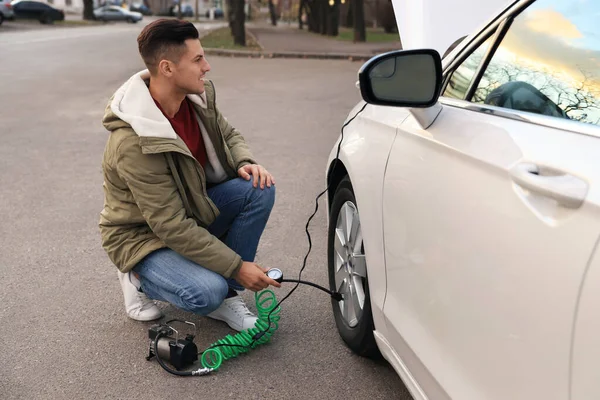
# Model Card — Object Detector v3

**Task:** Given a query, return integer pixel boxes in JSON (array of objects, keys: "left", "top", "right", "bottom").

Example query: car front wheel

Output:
[{"left": 328, "top": 176, "right": 380, "bottom": 358}]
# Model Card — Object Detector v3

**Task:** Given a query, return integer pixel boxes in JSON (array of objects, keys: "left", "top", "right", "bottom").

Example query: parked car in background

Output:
[
  {"left": 155, "top": 3, "right": 193, "bottom": 17},
  {"left": 180, "top": 3, "right": 193, "bottom": 17},
  {"left": 326, "top": 0, "right": 600, "bottom": 399},
  {"left": 205, "top": 7, "right": 223, "bottom": 18},
  {"left": 93, "top": 5, "right": 142, "bottom": 22},
  {"left": 0, "top": 0, "right": 14, "bottom": 24},
  {"left": 11, "top": 0, "right": 64, "bottom": 24},
  {"left": 129, "top": 2, "right": 152, "bottom": 15}
]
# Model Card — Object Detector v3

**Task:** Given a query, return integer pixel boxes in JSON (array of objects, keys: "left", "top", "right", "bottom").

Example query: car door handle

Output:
[{"left": 510, "top": 162, "right": 588, "bottom": 209}]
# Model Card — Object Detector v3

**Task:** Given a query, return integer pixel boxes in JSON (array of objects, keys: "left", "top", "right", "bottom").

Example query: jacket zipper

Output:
[{"left": 210, "top": 81, "right": 237, "bottom": 176}]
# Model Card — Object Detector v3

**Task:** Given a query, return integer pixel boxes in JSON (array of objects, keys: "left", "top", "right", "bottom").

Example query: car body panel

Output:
[
  {"left": 326, "top": 0, "right": 600, "bottom": 398},
  {"left": 93, "top": 6, "right": 142, "bottom": 21},
  {"left": 327, "top": 101, "right": 411, "bottom": 334},
  {"left": 382, "top": 100, "right": 600, "bottom": 399},
  {"left": 0, "top": 0, "right": 15, "bottom": 19}
]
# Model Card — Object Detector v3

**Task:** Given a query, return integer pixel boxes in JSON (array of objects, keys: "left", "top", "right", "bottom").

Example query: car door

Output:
[
  {"left": 30, "top": 2, "right": 48, "bottom": 19},
  {"left": 381, "top": 0, "right": 600, "bottom": 399},
  {"left": 101, "top": 6, "right": 119, "bottom": 20},
  {"left": 13, "top": 1, "right": 34, "bottom": 19}
]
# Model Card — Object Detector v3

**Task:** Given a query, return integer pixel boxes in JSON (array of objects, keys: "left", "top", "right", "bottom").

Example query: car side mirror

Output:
[{"left": 358, "top": 49, "right": 443, "bottom": 108}]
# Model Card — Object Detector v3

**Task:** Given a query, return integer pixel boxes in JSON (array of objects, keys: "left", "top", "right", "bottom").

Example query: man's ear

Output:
[{"left": 158, "top": 59, "right": 173, "bottom": 77}]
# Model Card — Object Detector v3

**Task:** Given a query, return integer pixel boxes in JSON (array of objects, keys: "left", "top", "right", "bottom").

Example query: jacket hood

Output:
[{"left": 102, "top": 69, "right": 208, "bottom": 138}]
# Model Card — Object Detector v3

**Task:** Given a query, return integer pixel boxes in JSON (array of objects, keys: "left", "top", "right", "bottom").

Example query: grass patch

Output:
[
  {"left": 200, "top": 27, "right": 262, "bottom": 51},
  {"left": 336, "top": 28, "right": 400, "bottom": 43}
]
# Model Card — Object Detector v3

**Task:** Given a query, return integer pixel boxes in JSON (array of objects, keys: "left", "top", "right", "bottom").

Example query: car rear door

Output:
[
  {"left": 381, "top": 1, "right": 600, "bottom": 399},
  {"left": 30, "top": 2, "right": 48, "bottom": 19},
  {"left": 13, "top": 1, "right": 33, "bottom": 19}
]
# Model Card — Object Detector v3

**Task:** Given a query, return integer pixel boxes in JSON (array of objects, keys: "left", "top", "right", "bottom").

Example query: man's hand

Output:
[
  {"left": 234, "top": 262, "right": 281, "bottom": 292},
  {"left": 238, "top": 164, "right": 275, "bottom": 189}
]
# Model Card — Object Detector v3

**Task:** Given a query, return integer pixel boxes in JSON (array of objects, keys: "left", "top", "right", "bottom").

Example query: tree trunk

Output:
[
  {"left": 344, "top": 0, "right": 353, "bottom": 28},
  {"left": 353, "top": 0, "right": 366, "bottom": 42},
  {"left": 319, "top": 0, "right": 327, "bottom": 34},
  {"left": 326, "top": 0, "right": 339, "bottom": 36},
  {"left": 298, "top": 0, "right": 305, "bottom": 29},
  {"left": 380, "top": 0, "right": 396, "bottom": 33},
  {"left": 268, "top": 0, "right": 277, "bottom": 25},
  {"left": 229, "top": 0, "right": 246, "bottom": 46},
  {"left": 307, "top": 0, "right": 319, "bottom": 33},
  {"left": 226, "top": 0, "right": 233, "bottom": 29},
  {"left": 82, "top": 0, "right": 95, "bottom": 20}
]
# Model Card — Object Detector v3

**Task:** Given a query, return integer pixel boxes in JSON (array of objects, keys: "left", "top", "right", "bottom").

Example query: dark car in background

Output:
[{"left": 11, "top": 0, "right": 64, "bottom": 24}]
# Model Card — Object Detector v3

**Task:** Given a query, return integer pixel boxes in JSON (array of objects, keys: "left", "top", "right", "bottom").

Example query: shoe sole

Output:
[{"left": 127, "top": 311, "right": 163, "bottom": 322}]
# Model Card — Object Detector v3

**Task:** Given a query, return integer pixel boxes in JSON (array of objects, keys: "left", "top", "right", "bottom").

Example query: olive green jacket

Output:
[{"left": 99, "top": 70, "right": 256, "bottom": 277}]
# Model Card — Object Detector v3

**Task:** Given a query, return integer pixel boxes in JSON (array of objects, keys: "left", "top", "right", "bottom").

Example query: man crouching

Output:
[{"left": 99, "top": 19, "right": 280, "bottom": 331}]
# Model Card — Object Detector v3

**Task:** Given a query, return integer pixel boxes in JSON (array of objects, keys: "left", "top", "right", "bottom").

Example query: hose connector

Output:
[{"left": 191, "top": 367, "right": 214, "bottom": 376}]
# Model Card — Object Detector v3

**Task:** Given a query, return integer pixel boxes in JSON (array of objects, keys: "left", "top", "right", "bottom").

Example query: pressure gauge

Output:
[{"left": 266, "top": 268, "right": 283, "bottom": 283}]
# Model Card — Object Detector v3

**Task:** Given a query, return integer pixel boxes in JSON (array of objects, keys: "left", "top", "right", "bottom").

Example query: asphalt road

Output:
[{"left": 0, "top": 22, "right": 412, "bottom": 400}]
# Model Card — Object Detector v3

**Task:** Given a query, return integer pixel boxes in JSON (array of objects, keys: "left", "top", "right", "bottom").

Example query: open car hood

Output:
[{"left": 391, "top": 0, "right": 514, "bottom": 56}]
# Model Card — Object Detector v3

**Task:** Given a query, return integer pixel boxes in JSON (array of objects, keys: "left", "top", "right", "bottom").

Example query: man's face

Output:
[{"left": 170, "top": 38, "right": 211, "bottom": 94}]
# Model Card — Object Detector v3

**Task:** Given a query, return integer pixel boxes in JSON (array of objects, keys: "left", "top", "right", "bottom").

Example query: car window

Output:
[
  {"left": 16, "top": 2, "right": 34, "bottom": 9},
  {"left": 26, "top": 1, "right": 47, "bottom": 10},
  {"left": 472, "top": 0, "right": 600, "bottom": 125},
  {"left": 442, "top": 35, "right": 496, "bottom": 100}
]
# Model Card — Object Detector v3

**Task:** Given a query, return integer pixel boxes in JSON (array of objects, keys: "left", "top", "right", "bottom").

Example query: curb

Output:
[
  {"left": 203, "top": 48, "right": 373, "bottom": 62},
  {"left": 245, "top": 28, "right": 265, "bottom": 51}
]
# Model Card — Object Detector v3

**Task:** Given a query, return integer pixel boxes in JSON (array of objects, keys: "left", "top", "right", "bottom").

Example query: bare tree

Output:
[
  {"left": 83, "top": 0, "right": 95, "bottom": 20},
  {"left": 228, "top": 0, "right": 246, "bottom": 46},
  {"left": 304, "top": 0, "right": 343, "bottom": 36},
  {"left": 268, "top": 0, "right": 277, "bottom": 26},
  {"left": 474, "top": 60, "right": 600, "bottom": 124},
  {"left": 353, "top": 0, "right": 366, "bottom": 42}
]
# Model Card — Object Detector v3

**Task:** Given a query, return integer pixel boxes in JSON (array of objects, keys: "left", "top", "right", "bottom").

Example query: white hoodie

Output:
[{"left": 108, "top": 69, "right": 229, "bottom": 183}]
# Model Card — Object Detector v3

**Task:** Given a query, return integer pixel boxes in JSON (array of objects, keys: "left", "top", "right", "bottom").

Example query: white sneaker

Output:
[
  {"left": 206, "top": 295, "right": 258, "bottom": 332},
  {"left": 118, "top": 271, "right": 163, "bottom": 322}
]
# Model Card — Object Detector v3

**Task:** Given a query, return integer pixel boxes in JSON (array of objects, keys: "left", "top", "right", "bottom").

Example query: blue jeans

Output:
[{"left": 132, "top": 177, "right": 275, "bottom": 315}]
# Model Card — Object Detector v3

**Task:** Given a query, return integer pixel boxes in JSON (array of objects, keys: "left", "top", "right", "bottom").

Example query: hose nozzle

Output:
[{"left": 331, "top": 292, "right": 343, "bottom": 302}]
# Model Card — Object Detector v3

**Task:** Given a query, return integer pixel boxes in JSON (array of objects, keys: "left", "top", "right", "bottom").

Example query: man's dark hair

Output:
[{"left": 137, "top": 19, "right": 199, "bottom": 74}]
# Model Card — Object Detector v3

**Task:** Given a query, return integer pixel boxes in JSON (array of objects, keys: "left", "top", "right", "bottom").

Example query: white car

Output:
[
  {"left": 93, "top": 5, "right": 142, "bottom": 23},
  {"left": 325, "top": 0, "right": 600, "bottom": 399},
  {"left": 0, "top": 0, "right": 14, "bottom": 24}
]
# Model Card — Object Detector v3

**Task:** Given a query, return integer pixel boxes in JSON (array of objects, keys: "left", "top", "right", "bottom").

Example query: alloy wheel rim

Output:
[{"left": 334, "top": 201, "right": 367, "bottom": 328}]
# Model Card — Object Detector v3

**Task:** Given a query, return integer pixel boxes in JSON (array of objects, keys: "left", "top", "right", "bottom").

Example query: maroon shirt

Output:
[{"left": 154, "top": 98, "right": 208, "bottom": 168}]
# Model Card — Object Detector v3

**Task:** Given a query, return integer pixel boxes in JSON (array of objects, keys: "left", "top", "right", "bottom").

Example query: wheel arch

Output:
[{"left": 327, "top": 160, "right": 349, "bottom": 212}]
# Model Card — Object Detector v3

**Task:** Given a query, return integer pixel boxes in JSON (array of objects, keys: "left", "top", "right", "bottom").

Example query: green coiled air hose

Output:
[{"left": 200, "top": 289, "right": 281, "bottom": 370}]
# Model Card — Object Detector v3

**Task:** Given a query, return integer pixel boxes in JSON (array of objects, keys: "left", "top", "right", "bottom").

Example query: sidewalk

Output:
[{"left": 246, "top": 22, "right": 401, "bottom": 59}]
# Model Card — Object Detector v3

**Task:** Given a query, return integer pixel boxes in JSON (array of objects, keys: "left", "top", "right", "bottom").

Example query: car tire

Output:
[
  {"left": 0, "top": 13, "right": 4, "bottom": 25},
  {"left": 40, "top": 13, "right": 53, "bottom": 24},
  {"left": 328, "top": 176, "right": 381, "bottom": 359}
]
